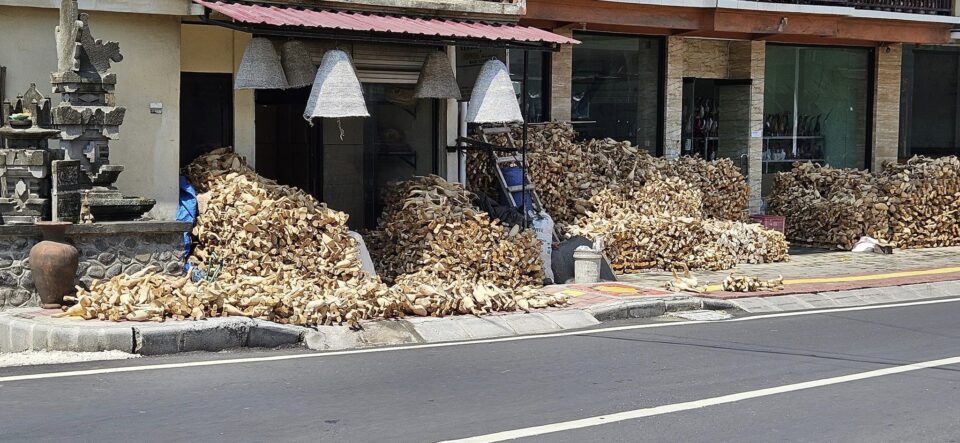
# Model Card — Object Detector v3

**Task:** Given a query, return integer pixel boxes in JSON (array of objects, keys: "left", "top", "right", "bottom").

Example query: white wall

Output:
[{"left": 0, "top": 6, "right": 182, "bottom": 219}]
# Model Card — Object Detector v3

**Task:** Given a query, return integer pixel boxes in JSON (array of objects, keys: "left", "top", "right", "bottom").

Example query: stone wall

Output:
[
  {"left": 550, "top": 26, "right": 575, "bottom": 122},
  {"left": 0, "top": 221, "right": 189, "bottom": 310}
]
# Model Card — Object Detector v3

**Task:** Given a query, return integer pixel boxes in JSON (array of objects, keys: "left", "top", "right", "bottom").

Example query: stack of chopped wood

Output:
[
  {"left": 769, "top": 156, "right": 960, "bottom": 249},
  {"left": 471, "top": 123, "right": 749, "bottom": 227},
  {"left": 656, "top": 156, "right": 750, "bottom": 221},
  {"left": 769, "top": 162, "right": 888, "bottom": 249},
  {"left": 879, "top": 156, "right": 960, "bottom": 248},
  {"left": 61, "top": 150, "right": 563, "bottom": 325},
  {"left": 368, "top": 175, "right": 545, "bottom": 288},
  {"left": 567, "top": 178, "right": 788, "bottom": 272}
]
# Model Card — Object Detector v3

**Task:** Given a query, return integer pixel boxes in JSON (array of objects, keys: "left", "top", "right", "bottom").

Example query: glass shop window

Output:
[
  {"left": 571, "top": 32, "right": 663, "bottom": 154},
  {"left": 900, "top": 46, "right": 960, "bottom": 158},
  {"left": 762, "top": 45, "right": 870, "bottom": 196},
  {"left": 508, "top": 49, "right": 550, "bottom": 123}
]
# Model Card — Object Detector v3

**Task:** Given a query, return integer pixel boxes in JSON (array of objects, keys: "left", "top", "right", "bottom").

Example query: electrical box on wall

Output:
[{"left": 149, "top": 103, "right": 163, "bottom": 114}]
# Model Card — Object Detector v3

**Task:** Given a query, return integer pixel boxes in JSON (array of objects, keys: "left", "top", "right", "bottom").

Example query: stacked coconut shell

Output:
[
  {"left": 368, "top": 175, "right": 545, "bottom": 288},
  {"left": 61, "top": 150, "right": 565, "bottom": 325},
  {"left": 769, "top": 156, "right": 960, "bottom": 249}
]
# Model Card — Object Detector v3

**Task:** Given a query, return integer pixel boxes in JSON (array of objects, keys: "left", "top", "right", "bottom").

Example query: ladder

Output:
[{"left": 479, "top": 124, "right": 545, "bottom": 215}]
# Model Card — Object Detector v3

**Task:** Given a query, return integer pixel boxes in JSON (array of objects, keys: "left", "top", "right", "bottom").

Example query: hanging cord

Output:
[{"left": 337, "top": 117, "right": 346, "bottom": 141}]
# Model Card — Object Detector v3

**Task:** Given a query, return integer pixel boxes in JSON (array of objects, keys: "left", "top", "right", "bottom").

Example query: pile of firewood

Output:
[
  {"left": 879, "top": 156, "right": 960, "bottom": 248},
  {"left": 61, "top": 151, "right": 564, "bottom": 325},
  {"left": 568, "top": 188, "right": 788, "bottom": 273},
  {"left": 769, "top": 156, "right": 960, "bottom": 249},
  {"left": 368, "top": 175, "right": 545, "bottom": 288},
  {"left": 470, "top": 123, "right": 750, "bottom": 227},
  {"left": 656, "top": 156, "right": 749, "bottom": 221}
]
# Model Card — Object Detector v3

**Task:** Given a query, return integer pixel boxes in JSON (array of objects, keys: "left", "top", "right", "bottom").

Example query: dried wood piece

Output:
[{"left": 722, "top": 274, "right": 784, "bottom": 292}]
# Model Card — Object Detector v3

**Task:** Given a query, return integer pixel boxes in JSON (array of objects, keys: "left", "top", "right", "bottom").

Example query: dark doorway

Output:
[
  {"left": 254, "top": 84, "right": 437, "bottom": 230},
  {"left": 180, "top": 73, "right": 234, "bottom": 167},
  {"left": 255, "top": 88, "right": 323, "bottom": 198}
]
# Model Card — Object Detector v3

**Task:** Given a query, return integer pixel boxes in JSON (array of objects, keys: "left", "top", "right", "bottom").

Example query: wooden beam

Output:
[
  {"left": 524, "top": 0, "right": 951, "bottom": 45},
  {"left": 714, "top": 10, "right": 839, "bottom": 37},
  {"left": 525, "top": 0, "right": 709, "bottom": 31}
]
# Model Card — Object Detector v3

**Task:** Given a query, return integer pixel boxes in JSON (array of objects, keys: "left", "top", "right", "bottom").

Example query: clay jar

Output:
[{"left": 29, "top": 221, "right": 79, "bottom": 309}]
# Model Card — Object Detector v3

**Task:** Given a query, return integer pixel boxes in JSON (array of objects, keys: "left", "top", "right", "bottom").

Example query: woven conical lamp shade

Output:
[
  {"left": 280, "top": 40, "right": 316, "bottom": 89},
  {"left": 235, "top": 37, "right": 288, "bottom": 90},
  {"left": 466, "top": 59, "right": 522, "bottom": 123},
  {"left": 303, "top": 49, "right": 369, "bottom": 121},
  {"left": 414, "top": 52, "right": 461, "bottom": 100}
]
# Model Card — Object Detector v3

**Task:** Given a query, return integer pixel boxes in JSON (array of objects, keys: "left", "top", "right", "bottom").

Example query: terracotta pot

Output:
[{"left": 29, "top": 221, "right": 79, "bottom": 309}]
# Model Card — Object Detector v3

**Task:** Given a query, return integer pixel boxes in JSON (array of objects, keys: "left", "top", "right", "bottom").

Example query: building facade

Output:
[
  {"left": 520, "top": 0, "right": 960, "bottom": 210},
  {"left": 3, "top": 0, "right": 960, "bottom": 222}
]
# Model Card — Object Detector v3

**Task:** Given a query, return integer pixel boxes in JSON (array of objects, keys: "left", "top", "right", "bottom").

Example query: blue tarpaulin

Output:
[{"left": 177, "top": 176, "right": 198, "bottom": 270}]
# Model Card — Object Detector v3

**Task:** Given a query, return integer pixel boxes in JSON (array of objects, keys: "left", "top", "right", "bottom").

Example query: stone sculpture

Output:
[
  {"left": 50, "top": 0, "right": 154, "bottom": 222},
  {"left": 0, "top": 85, "right": 60, "bottom": 224}
]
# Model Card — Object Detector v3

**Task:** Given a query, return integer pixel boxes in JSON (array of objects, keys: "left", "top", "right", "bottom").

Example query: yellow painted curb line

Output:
[{"left": 704, "top": 266, "right": 960, "bottom": 293}]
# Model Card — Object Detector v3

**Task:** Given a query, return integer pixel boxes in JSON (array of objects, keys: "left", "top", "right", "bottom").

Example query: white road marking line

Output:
[
  {"left": 1, "top": 296, "right": 958, "bottom": 383},
  {"left": 441, "top": 355, "right": 960, "bottom": 443}
]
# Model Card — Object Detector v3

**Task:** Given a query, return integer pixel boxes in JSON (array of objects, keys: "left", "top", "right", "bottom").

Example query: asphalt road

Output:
[{"left": 3, "top": 299, "right": 960, "bottom": 442}]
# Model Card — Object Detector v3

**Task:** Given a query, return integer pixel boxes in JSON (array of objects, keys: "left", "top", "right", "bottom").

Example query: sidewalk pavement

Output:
[{"left": 618, "top": 246, "right": 960, "bottom": 313}]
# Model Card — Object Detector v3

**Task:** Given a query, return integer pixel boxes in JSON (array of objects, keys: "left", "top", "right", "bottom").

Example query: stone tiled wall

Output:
[
  {"left": 873, "top": 43, "right": 902, "bottom": 171},
  {"left": 729, "top": 41, "right": 767, "bottom": 212},
  {"left": 550, "top": 26, "right": 574, "bottom": 122},
  {"left": 664, "top": 36, "right": 686, "bottom": 159},
  {"left": 664, "top": 38, "right": 766, "bottom": 212},
  {"left": 682, "top": 38, "right": 731, "bottom": 79},
  {"left": 0, "top": 222, "right": 188, "bottom": 310}
]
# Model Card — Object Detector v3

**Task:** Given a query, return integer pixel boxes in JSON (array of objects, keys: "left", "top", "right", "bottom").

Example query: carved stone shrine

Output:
[
  {"left": 50, "top": 0, "right": 154, "bottom": 222},
  {"left": 0, "top": 85, "right": 60, "bottom": 224}
]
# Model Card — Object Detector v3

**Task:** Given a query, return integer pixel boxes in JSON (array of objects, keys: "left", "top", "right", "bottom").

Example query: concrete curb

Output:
[
  {"left": 0, "top": 310, "right": 303, "bottom": 354},
  {"left": 0, "top": 297, "right": 723, "bottom": 355},
  {"left": 302, "top": 310, "right": 601, "bottom": 351}
]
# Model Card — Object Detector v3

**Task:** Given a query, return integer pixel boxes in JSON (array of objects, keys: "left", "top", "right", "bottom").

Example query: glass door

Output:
[
  {"left": 762, "top": 45, "right": 871, "bottom": 199},
  {"left": 681, "top": 78, "right": 751, "bottom": 174}
]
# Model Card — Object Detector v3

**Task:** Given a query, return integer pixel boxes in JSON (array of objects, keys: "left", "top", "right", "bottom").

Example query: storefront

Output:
[
  {"left": 570, "top": 32, "right": 663, "bottom": 155},
  {"left": 900, "top": 44, "right": 960, "bottom": 159},
  {"left": 762, "top": 44, "right": 874, "bottom": 197},
  {"left": 187, "top": 0, "right": 576, "bottom": 229}
]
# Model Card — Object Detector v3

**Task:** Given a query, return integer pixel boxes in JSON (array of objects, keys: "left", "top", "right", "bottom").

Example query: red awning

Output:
[{"left": 193, "top": 0, "right": 579, "bottom": 47}]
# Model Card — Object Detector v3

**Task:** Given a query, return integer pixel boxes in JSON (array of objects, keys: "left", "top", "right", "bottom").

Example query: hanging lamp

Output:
[
  {"left": 465, "top": 59, "right": 522, "bottom": 123},
  {"left": 280, "top": 40, "right": 316, "bottom": 89},
  {"left": 414, "top": 51, "right": 461, "bottom": 100},
  {"left": 303, "top": 49, "right": 369, "bottom": 122},
  {"left": 235, "top": 37, "right": 288, "bottom": 90}
]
